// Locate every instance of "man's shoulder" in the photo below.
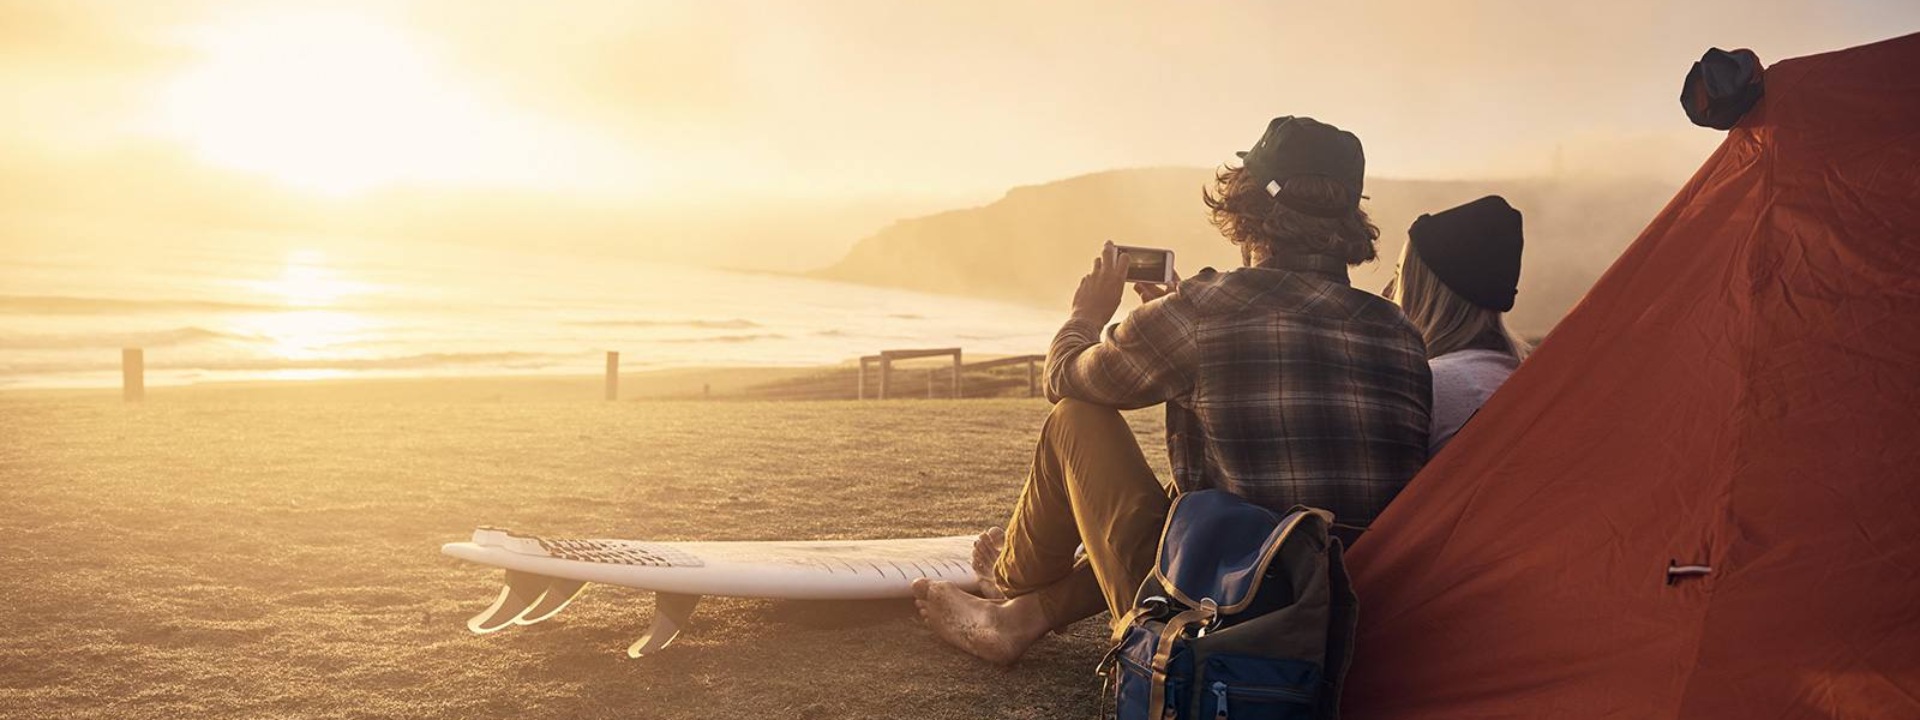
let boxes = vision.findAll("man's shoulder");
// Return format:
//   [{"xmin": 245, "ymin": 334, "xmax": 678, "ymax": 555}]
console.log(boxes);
[
  {"xmin": 1176, "ymin": 266, "xmax": 1416, "ymax": 330},
  {"xmin": 1172, "ymin": 265, "xmax": 1284, "ymax": 309}
]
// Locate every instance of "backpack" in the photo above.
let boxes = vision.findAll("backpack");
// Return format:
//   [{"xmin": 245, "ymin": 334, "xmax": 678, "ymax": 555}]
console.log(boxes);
[{"xmin": 1099, "ymin": 490, "xmax": 1358, "ymax": 719}]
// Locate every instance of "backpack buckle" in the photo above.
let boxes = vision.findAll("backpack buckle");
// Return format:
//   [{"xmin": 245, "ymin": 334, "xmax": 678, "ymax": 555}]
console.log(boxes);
[{"xmin": 1193, "ymin": 597, "xmax": 1222, "ymax": 636}]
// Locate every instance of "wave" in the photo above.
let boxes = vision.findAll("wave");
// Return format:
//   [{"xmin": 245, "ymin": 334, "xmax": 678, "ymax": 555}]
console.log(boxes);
[
  {"xmin": 0, "ymin": 326, "xmax": 247, "ymax": 350},
  {"xmin": 568, "ymin": 318, "xmax": 761, "ymax": 330},
  {"xmin": 0, "ymin": 295, "xmax": 281, "ymax": 315},
  {"xmin": 657, "ymin": 333, "xmax": 787, "ymax": 344}
]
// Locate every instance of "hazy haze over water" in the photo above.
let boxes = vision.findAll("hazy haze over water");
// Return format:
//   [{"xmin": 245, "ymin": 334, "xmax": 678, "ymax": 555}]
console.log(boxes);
[{"xmin": 0, "ymin": 235, "xmax": 1064, "ymax": 389}]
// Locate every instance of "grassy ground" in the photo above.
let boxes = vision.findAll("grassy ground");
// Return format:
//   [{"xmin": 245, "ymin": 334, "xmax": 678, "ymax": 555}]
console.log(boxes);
[{"xmin": 0, "ymin": 389, "xmax": 1171, "ymax": 719}]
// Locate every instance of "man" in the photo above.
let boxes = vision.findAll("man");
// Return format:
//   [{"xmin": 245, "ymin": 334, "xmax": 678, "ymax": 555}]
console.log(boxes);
[{"xmin": 913, "ymin": 117, "xmax": 1432, "ymax": 664}]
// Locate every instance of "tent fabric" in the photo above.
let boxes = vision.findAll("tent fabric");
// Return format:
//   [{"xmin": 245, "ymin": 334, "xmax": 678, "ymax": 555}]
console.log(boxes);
[{"xmin": 1342, "ymin": 32, "xmax": 1920, "ymax": 720}]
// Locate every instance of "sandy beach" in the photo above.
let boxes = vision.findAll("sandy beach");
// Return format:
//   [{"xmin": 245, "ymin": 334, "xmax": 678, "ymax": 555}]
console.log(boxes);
[{"xmin": 0, "ymin": 375, "xmax": 1171, "ymax": 719}]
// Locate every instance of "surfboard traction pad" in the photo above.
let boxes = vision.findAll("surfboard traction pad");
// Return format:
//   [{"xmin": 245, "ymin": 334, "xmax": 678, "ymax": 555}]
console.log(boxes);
[
  {"xmin": 473, "ymin": 526, "xmax": 706, "ymax": 567},
  {"xmin": 458, "ymin": 527, "xmax": 973, "ymax": 658}
]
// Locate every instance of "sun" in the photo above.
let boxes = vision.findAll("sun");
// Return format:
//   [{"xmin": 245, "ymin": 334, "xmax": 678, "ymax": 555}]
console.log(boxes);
[{"xmin": 155, "ymin": 11, "xmax": 628, "ymax": 196}]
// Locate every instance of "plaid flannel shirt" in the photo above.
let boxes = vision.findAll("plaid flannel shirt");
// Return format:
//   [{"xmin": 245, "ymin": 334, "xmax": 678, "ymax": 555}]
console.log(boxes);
[{"xmin": 1046, "ymin": 253, "xmax": 1432, "ymax": 532}]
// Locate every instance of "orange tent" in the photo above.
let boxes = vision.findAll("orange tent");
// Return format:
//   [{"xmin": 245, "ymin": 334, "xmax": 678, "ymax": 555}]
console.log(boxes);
[{"xmin": 1343, "ymin": 33, "xmax": 1920, "ymax": 719}]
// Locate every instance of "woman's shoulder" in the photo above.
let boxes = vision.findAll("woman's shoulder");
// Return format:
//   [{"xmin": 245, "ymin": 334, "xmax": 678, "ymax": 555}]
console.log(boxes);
[
  {"xmin": 1430, "ymin": 349, "xmax": 1520, "ymax": 382},
  {"xmin": 1432, "ymin": 348, "xmax": 1520, "ymax": 366}
]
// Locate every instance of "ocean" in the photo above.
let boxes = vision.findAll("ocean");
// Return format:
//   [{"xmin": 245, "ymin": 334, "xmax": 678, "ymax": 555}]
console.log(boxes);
[{"xmin": 0, "ymin": 233, "xmax": 1066, "ymax": 389}]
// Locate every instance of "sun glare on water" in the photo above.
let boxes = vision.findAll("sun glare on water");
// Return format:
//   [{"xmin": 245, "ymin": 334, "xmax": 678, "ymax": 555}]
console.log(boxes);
[
  {"xmin": 249, "ymin": 249, "xmax": 365, "ymax": 307},
  {"xmin": 236, "ymin": 250, "xmax": 371, "ymax": 361}
]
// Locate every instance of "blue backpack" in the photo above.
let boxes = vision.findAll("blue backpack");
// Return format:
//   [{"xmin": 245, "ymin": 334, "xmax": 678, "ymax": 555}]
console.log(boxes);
[{"xmin": 1100, "ymin": 490, "xmax": 1358, "ymax": 719}]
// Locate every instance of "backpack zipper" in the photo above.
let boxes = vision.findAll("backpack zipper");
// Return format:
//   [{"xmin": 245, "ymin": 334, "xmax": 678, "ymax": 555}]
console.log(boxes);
[{"xmin": 1210, "ymin": 679, "xmax": 1315, "ymax": 717}]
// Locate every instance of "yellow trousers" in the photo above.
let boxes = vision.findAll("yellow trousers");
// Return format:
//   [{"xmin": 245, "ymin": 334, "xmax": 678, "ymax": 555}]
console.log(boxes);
[{"xmin": 993, "ymin": 399, "xmax": 1176, "ymax": 633}]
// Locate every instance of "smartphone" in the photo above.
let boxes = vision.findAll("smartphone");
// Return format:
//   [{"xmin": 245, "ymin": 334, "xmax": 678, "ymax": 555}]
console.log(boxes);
[
  {"xmin": 1113, "ymin": 245, "xmax": 1167, "ymax": 284},
  {"xmin": 1114, "ymin": 245, "xmax": 1176, "ymax": 284}
]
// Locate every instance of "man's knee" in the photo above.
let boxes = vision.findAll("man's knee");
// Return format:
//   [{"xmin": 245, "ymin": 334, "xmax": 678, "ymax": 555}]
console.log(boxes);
[
  {"xmin": 1042, "ymin": 398, "xmax": 1142, "ymax": 482},
  {"xmin": 1048, "ymin": 397, "xmax": 1125, "ymax": 429}
]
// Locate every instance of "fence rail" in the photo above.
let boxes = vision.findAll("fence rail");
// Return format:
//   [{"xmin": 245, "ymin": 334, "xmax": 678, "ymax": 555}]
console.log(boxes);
[{"xmin": 749, "ymin": 350, "xmax": 1044, "ymax": 402}]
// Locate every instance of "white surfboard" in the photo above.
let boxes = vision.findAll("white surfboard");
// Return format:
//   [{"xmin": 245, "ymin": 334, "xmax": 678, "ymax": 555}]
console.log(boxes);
[{"xmin": 442, "ymin": 527, "xmax": 978, "ymax": 657}]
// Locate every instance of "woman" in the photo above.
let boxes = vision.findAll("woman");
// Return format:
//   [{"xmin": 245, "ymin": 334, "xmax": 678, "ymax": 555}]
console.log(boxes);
[{"xmin": 1389, "ymin": 195, "xmax": 1531, "ymax": 454}]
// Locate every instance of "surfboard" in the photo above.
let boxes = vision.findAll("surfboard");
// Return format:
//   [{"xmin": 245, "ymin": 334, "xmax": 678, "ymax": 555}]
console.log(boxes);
[{"xmin": 442, "ymin": 527, "xmax": 979, "ymax": 657}]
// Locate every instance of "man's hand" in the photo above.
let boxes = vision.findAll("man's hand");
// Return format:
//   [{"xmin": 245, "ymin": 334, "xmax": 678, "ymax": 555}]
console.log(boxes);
[
  {"xmin": 1133, "ymin": 269, "xmax": 1182, "ymax": 303},
  {"xmin": 1069, "ymin": 241, "xmax": 1129, "ymax": 325}
]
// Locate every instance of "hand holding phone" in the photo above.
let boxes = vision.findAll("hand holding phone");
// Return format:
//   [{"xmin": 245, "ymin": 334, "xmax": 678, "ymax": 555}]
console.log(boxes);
[
  {"xmin": 1072, "ymin": 243, "xmax": 1180, "ymax": 324},
  {"xmin": 1113, "ymin": 244, "xmax": 1179, "ymax": 302},
  {"xmin": 1113, "ymin": 245, "xmax": 1177, "ymax": 284}
]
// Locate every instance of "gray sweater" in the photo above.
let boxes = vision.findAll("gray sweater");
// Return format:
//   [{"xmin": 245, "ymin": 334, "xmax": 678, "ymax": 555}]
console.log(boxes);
[{"xmin": 1428, "ymin": 349, "xmax": 1520, "ymax": 455}]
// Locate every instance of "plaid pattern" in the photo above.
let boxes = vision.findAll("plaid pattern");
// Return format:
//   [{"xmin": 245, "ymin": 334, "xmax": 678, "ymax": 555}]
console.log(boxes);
[{"xmin": 1046, "ymin": 253, "xmax": 1432, "ymax": 531}]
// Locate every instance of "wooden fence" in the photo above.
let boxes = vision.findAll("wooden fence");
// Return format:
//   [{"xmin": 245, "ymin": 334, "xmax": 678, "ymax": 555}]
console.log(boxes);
[
  {"xmin": 114, "ymin": 346, "xmax": 1043, "ymax": 403},
  {"xmin": 858, "ymin": 348, "xmax": 961, "ymax": 399},
  {"xmin": 744, "ymin": 349, "xmax": 1044, "ymax": 401}
]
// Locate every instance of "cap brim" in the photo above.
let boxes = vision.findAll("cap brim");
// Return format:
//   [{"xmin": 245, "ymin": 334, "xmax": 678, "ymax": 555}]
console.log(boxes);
[{"xmin": 1235, "ymin": 151, "xmax": 1249, "ymax": 158}]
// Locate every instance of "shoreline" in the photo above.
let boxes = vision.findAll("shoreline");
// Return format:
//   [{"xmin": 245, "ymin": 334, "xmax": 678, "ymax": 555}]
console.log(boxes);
[{"xmin": 0, "ymin": 365, "xmax": 836, "ymax": 403}]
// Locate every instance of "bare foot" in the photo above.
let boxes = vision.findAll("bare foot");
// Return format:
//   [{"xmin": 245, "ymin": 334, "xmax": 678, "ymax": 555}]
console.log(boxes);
[
  {"xmin": 971, "ymin": 527, "xmax": 1007, "ymax": 600},
  {"xmin": 912, "ymin": 577, "xmax": 1049, "ymax": 666}
]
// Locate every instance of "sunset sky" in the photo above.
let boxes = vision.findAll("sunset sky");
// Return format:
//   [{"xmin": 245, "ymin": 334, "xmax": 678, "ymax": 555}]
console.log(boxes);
[{"xmin": 4, "ymin": 0, "xmax": 1917, "ymax": 266}]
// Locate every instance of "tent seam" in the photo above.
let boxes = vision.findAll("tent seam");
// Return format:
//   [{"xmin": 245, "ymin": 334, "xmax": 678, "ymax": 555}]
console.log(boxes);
[{"xmin": 1667, "ymin": 107, "xmax": 1778, "ymax": 720}]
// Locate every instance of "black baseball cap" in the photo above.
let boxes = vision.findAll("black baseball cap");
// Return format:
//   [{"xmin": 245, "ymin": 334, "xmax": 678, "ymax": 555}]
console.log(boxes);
[{"xmin": 1235, "ymin": 116, "xmax": 1366, "ymax": 216}]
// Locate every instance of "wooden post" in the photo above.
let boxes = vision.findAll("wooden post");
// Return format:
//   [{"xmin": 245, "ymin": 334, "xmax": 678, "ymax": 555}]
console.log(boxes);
[
  {"xmin": 604, "ymin": 351, "xmax": 619, "ymax": 401},
  {"xmin": 952, "ymin": 350, "xmax": 963, "ymax": 399},
  {"xmin": 1027, "ymin": 356, "xmax": 1039, "ymax": 398},
  {"xmin": 122, "ymin": 348, "xmax": 144, "ymax": 403},
  {"xmin": 926, "ymin": 369, "xmax": 934, "ymax": 398},
  {"xmin": 857, "ymin": 358, "xmax": 867, "ymax": 400},
  {"xmin": 878, "ymin": 356, "xmax": 891, "ymax": 400}
]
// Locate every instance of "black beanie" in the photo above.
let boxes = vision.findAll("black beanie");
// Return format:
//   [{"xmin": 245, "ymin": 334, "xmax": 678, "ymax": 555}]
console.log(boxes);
[{"xmin": 1407, "ymin": 196, "xmax": 1523, "ymax": 311}]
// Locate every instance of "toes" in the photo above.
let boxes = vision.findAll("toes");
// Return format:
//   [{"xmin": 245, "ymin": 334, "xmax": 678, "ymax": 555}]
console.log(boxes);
[
  {"xmin": 921, "ymin": 579, "xmax": 957, "ymax": 601},
  {"xmin": 910, "ymin": 577, "xmax": 932, "ymax": 599},
  {"xmin": 974, "ymin": 528, "xmax": 1004, "ymax": 553}
]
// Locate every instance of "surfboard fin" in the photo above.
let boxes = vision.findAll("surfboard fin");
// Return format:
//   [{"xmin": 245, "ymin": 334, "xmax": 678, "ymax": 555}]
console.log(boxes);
[
  {"xmin": 627, "ymin": 592, "xmax": 701, "ymax": 658},
  {"xmin": 469, "ymin": 570, "xmax": 551, "ymax": 634},
  {"xmin": 514, "ymin": 578, "xmax": 588, "ymax": 626},
  {"xmin": 467, "ymin": 571, "xmax": 590, "ymax": 633}
]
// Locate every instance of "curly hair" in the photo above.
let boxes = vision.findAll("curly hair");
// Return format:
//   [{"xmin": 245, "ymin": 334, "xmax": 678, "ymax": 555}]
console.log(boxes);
[{"xmin": 1202, "ymin": 166, "xmax": 1380, "ymax": 265}]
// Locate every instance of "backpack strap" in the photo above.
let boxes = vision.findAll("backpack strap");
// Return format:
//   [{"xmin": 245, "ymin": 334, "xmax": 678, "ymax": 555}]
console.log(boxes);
[
  {"xmin": 1146, "ymin": 599, "xmax": 1217, "ymax": 718},
  {"xmin": 1109, "ymin": 604, "xmax": 1153, "ymax": 645},
  {"xmin": 1317, "ymin": 538, "xmax": 1360, "ymax": 720}
]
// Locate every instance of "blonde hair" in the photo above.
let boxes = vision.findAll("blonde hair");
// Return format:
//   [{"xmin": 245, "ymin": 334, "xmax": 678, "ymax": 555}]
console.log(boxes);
[{"xmin": 1391, "ymin": 241, "xmax": 1530, "ymax": 361}]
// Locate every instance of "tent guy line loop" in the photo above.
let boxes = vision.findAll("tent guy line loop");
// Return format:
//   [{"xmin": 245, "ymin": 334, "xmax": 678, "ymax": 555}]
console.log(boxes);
[{"xmin": 1665, "ymin": 562, "xmax": 1712, "ymax": 585}]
